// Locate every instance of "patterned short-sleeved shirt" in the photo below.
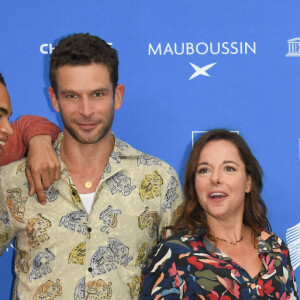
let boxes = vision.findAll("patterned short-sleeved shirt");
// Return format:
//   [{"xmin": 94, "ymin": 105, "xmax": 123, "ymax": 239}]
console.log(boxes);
[
  {"xmin": 0, "ymin": 133, "xmax": 184, "ymax": 300},
  {"xmin": 141, "ymin": 229, "xmax": 298, "ymax": 299}
]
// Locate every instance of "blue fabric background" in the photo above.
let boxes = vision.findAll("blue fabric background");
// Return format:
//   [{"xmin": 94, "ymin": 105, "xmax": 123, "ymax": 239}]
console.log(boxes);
[{"xmin": 1, "ymin": 1, "xmax": 299, "ymax": 298}]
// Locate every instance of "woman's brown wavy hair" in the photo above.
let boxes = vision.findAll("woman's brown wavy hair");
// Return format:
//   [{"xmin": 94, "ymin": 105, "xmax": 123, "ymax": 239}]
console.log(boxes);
[{"xmin": 174, "ymin": 129, "xmax": 271, "ymax": 241}]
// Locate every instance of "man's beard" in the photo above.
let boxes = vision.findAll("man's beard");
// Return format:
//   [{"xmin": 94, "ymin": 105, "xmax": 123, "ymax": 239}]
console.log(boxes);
[{"xmin": 60, "ymin": 105, "xmax": 115, "ymax": 145}]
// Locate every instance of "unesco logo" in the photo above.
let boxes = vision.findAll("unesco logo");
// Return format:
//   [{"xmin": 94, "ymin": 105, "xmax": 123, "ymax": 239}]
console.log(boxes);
[{"xmin": 286, "ymin": 38, "xmax": 300, "ymax": 57}]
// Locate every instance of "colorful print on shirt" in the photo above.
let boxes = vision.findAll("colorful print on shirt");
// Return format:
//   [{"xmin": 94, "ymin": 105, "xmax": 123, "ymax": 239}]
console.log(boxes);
[
  {"xmin": 141, "ymin": 229, "xmax": 298, "ymax": 300},
  {"xmin": 0, "ymin": 133, "xmax": 184, "ymax": 299}
]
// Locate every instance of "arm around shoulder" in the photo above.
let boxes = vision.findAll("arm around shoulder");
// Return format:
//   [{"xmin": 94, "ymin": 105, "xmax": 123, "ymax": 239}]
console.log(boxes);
[
  {"xmin": 15, "ymin": 115, "xmax": 60, "ymax": 147},
  {"xmin": 11, "ymin": 115, "xmax": 61, "ymax": 204},
  {"xmin": 1, "ymin": 115, "xmax": 60, "ymax": 166}
]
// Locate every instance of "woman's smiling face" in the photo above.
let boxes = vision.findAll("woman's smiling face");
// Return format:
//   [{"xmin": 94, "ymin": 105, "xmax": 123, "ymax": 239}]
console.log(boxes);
[{"xmin": 195, "ymin": 139, "xmax": 251, "ymax": 222}]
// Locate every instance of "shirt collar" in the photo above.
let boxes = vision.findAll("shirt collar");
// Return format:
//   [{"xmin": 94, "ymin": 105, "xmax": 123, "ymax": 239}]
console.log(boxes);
[{"xmin": 53, "ymin": 132, "xmax": 138, "ymax": 184}]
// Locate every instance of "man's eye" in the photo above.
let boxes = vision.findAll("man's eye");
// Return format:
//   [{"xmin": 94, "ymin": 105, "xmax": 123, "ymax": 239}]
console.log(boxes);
[
  {"xmin": 94, "ymin": 92, "xmax": 103, "ymax": 97},
  {"xmin": 66, "ymin": 94, "xmax": 78, "ymax": 99},
  {"xmin": 225, "ymin": 166, "xmax": 235, "ymax": 172}
]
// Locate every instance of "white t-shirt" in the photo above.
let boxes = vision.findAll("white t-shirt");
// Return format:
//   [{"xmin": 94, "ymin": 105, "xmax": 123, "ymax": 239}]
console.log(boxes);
[{"xmin": 79, "ymin": 192, "xmax": 95, "ymax": 214}]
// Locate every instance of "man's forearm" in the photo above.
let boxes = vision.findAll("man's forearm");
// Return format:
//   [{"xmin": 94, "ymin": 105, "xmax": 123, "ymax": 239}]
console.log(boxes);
[{"xmin": 1, "ymin": 115, "xmax": 60, "ymax": 166}]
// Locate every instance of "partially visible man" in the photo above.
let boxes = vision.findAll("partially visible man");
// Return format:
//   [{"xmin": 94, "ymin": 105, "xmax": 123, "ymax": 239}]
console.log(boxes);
[
  {"xmin": 0, "ymin": 73, "xmax": 61, "ymax": 202},
  {"xmin": 0, "ymin": 34, "xmax": 184, "ymax": 299}
]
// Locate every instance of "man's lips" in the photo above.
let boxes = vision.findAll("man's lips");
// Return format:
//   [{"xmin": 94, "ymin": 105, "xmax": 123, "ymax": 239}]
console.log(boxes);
[{"xmin": 76, "ymin": 123, "xmax": 98, "ymax": 130}]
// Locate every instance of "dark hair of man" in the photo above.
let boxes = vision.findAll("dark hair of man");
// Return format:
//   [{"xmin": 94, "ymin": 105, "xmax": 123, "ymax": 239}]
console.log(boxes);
[
  {"xmin": 0, "ymin": 73, "xmax": 6, "ymax": 86},
  {"xmin": 174, "ymin": 129, "xmax": 271, "ymax": 245},
  {"xmin": 49, "ymin": 33, "xmax": 119, "ymax": 97}
]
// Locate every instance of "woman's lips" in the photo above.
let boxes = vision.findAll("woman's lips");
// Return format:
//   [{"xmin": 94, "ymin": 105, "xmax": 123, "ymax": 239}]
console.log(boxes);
[{"xmin": 209, "ymin": 192, "xmax": 227, "ymax": 201}]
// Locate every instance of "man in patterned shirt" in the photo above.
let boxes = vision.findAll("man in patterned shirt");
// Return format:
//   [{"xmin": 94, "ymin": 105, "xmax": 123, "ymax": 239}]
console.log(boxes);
[{"xmin": 0, "ymin": 33, "xmax": 184, "ymax": 299}]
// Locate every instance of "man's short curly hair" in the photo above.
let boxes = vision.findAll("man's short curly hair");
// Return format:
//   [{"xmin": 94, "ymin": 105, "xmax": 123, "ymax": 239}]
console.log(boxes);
[{"xmin": 49, "ymin": 33, "xmax": 119, "ymax": 96}]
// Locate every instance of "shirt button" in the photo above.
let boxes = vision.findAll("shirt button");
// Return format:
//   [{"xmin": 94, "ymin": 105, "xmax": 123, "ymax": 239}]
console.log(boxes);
[
  {"xmin": 87, "ymin": 227, "xmax": 92, "ymax": 232},
  {"xmin": 252, "ymin": 296, "xmax": 256, "ymax": 299},
  {"xmin": 88, "ymin": 267, "xmax": 92, "ymax": 272}
]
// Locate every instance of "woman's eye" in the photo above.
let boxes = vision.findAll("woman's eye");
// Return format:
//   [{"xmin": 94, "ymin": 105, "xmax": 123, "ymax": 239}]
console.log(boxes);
[
  {"xmin": 197, "ymin": 168, "xmax": 209, "ymax": 174},
  {"xmin": 225, "ymin": 166, "xmax": 235, "ymax": 172}
]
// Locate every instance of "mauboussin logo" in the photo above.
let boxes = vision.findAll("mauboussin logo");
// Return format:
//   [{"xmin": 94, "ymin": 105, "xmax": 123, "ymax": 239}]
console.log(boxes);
[
  {"xmin": 148, "ymin": 41, "xmax": 256, "ymax": 80},
  {"xmin": 148, "ymin": 41, "xmax": 256, "ymax": 56}
]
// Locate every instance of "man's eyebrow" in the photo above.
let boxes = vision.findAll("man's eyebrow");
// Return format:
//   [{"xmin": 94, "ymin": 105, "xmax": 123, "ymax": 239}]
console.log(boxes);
[
  {"xmin": 93, "ymin": 88, "xmax": 109, "ymax": 92},
  {"xmin": 0, "ymin": 107, "xmax": 9, "ymax": 115},
  {"xmin": 60, "ymin": 88, "xmax": 110, "ymax": 95},
  {"xmin": 60, "ymin": 90, "xmax": 77, "ymax": 95}
]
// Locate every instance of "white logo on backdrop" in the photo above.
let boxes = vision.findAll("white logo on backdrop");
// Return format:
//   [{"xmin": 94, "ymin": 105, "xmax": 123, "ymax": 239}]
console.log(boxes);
[
  {"xmin": 191, "ymin": 131, "xmax": 239, "ymax": 145},
  {"xmin": 286, "ymin": 222, "xmax": 300, "ymax": 270},
  {"xmin": 148, "ymin": 42, "xmax": 256, "ymax": 56},
  {"xmin": 189, "ymin": 62, "xmax": 216, "ymax": 80},
  {"xmin": 40, "ymin": 44, "xmax": 56, "ymax": 54},
  {"xmin": 286, "ymin": 38, "xmax": 300, "ymax": 57},
  {"xmin": 40, "ymin": 42, "xmax": 113, "ymax": 55}
]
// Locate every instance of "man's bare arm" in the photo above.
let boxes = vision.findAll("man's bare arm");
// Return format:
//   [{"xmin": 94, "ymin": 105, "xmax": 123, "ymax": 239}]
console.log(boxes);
[{"xmin": 26, "ymin": 135, "xmax": 60, "ymax": 205}]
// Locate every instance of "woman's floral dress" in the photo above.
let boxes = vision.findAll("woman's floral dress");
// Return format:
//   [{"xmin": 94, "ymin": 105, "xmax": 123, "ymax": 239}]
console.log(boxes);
[{"xmin": 141, "ymin": 229, "xmax": 298, "ymax": 299}]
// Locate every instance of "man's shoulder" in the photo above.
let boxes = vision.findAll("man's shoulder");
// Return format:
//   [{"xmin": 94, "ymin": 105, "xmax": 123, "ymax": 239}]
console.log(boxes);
[
  {"xmin": 115, "ymin": 136, "xmax": 175, "ymax": 171},
  {"xmin": 0, "ymin": 158, "xmax": 27, "ymax": 178}
]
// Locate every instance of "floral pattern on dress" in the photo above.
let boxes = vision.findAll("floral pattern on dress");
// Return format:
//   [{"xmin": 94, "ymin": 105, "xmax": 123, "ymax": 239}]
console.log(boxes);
[{"xmin": 141, "ymin": 229, "xmax": 298, "ymax": 299}]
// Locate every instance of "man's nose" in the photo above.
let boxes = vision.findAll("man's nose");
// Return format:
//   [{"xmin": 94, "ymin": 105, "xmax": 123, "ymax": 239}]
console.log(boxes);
[
  {"xmin": 1, "ymin": 118, "xmax": 14, "ymax": 136},
  {"xmin": 79, "ymin": 97, "xmax": 94, "ymax": 117}
]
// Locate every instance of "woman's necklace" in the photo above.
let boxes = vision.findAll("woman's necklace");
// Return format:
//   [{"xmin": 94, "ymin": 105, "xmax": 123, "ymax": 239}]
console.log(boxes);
[
  {"xmin": 215, "ymin": 235, "xmax": 243, "ymax": 246},
  {"xmin": 60, "ymin": 141, "xmax": 93, "ymax": 189}
]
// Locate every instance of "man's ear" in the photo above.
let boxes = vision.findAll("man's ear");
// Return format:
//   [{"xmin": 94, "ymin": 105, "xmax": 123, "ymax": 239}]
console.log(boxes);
[
  {"xmin": 114, "ymin": 84, "xmax": 125, "ymax": 111},
  {"xmin": 48, "ymin": 87, "xmax": 60, "ymax": 112}
]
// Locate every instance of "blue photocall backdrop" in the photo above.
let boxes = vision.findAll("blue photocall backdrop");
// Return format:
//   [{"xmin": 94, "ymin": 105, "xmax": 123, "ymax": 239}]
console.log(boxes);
[{"xmin": 0, "ymin": 0, "xmax": 299, "ymax": 298}]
